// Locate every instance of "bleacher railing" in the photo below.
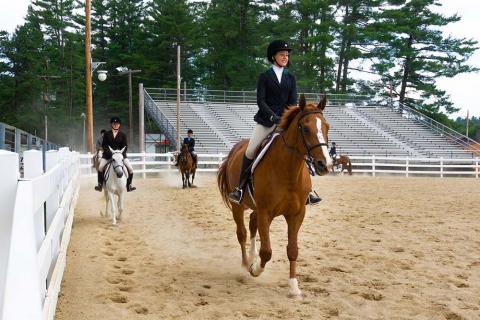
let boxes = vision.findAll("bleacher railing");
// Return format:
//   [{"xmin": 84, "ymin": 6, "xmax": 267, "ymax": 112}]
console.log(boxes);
[
  {"xmin": 0, "ymin": 122, "xmax": 59, "ymax": 154},
  {"xmin": 144, "ymin": 87, "xmax": 370, "ymax": 105},
  {"xmin": 144, "ymin": 90, "xmax": 177, "ymax": 147},
  {"xmin": 390, "ymin": 101, "xmax": 480, "ymax": 157}
]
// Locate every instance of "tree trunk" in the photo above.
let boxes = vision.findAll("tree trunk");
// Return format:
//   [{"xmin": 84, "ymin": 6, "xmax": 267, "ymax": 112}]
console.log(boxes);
[
  {"xmin": 341, "ymin": 39, "xmax": 352, "ymax": 93},
  {"xmin": 399, "ymin": 35, "xmax": 413, "ymax": 104},
  {"xmin": 336, "ymin": 4, "xmax": 349, "ymax": 92}
]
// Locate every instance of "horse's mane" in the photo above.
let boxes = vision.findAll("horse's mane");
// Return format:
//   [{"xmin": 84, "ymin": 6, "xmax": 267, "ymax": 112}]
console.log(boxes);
[{"xmin": 277, "ymin": 103, "xmax": 318, "ymax": 130}]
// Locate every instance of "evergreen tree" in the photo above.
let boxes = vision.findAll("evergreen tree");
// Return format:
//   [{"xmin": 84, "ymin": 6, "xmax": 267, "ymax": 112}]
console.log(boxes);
[{"xmin": 370, "ymin": 0, "xmax": 478, "ymax": 115}]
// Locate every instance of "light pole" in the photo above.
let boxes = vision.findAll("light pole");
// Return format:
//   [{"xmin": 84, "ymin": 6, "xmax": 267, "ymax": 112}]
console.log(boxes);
[{"xmin": 117, "ymin": 67, "xmax": 141, "ymax": 148}]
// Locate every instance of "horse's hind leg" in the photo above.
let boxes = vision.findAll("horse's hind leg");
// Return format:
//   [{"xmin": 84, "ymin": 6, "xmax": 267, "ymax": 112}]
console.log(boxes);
[
  {"xmin": 232, "ymin": 204, "xmax": 249, "ymax": 270},
  {"xmin": 182, "ymin": 172, "xmax": 186, "ymax": 189},
  {"xmin": 284, "ymin": 209, "xmax": 306, "ymax": 297},
  {"xmin": 248, "ymin": 211, "xmax": 258, "ymax": 265}
]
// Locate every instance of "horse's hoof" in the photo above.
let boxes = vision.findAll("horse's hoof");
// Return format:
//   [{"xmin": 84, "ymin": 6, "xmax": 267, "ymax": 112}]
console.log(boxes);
[{"xmin": 248, "ymin": 262, "xmax": 264, "ymax": 277}]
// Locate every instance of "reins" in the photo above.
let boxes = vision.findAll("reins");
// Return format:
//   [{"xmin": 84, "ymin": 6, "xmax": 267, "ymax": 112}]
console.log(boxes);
[{"xmin": 279, "ymin": 109, "xmax": 329, "ymax": 160}]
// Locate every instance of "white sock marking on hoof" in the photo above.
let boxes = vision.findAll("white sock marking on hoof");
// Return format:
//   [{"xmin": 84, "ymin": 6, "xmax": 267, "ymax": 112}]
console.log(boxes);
[
  {"xmin": 288, "ymin": 278, "xmax": 302, "ymax": 297},
  {"xmin": 249, "ymin": 259, "xmax": 264, "ymax": 277}
]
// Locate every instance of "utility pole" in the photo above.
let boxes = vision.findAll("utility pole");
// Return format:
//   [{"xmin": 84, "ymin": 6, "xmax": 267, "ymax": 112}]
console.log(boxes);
[
  {"xmin": 466, "ymin": 110, "xmax": 470, "ymax": 138},
  {"xmin": 118, "ymin": 68, "xmax": 141, "ymax": 149},
  {"xmin": 85, "ymin": 0, "xmax": 93, "ymax": 153}
]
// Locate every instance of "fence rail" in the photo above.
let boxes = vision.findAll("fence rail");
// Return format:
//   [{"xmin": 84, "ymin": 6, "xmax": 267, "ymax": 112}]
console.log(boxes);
[
  {"xmin": 79, "ymin": 153, "xmax": 479, "ymax": 178},
  {"xmin": 0, "ymin": 148, "xmax": 80, "ymax": 320}
]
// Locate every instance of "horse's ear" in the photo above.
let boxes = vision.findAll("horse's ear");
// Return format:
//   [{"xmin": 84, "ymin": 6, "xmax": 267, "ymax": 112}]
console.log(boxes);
[
  {"xmin": 299, "ymin": 94, "xmax": 306, "ymax": 111},
  {"xmin": 317, "ymin": 95, "xmax": 327, "ymax": 111},
  {"xmin": 108, "ymin": 146, "xmax": 114, "ymax": 153},
  {"xmin": 120, "ymin": 146, "xmax": 126, "ymax": 154}
]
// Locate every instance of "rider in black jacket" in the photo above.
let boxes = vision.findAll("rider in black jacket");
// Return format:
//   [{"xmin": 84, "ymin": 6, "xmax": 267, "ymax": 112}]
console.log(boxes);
[
  {"xmin": 95, "ymin": 116, "xmax": 136, "ymax": 192},
  {"xmin": 228, "ymin": 40, "xmax": 321, "ymax": 205}
]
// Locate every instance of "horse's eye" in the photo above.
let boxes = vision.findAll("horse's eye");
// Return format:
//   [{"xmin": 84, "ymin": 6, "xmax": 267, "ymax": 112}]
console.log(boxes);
[{"xmin": 302, "ymin": 127, "xmax": 309, "ymax": 134}]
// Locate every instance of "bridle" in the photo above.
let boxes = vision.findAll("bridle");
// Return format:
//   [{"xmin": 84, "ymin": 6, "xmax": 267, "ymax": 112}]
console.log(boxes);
[{"xmin": 281, "ymin": 110, "xmax": 329, "ymax": 160}]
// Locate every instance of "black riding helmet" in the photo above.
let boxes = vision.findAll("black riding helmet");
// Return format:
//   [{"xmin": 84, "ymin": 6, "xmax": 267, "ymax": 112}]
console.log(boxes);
[
  {"xmin": 110, "ymin": 116, "xmax": 121, "ymax": 124},
  {"xmin": 187, "ymin": 129, "xmax": 193, "ymax": 134},
  {"xmin": 267, "ymin": 40, "xmax": 292, "ymax": 63}
]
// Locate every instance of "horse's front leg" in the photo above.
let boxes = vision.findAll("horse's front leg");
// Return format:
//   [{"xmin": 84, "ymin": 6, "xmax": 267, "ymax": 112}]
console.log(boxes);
[
  {"xmin": 248, "ymin": 211, "xmax": 258, "ymax": 265},
  {"xmin": 232, "ymin": 204, "xmax": 248, "ymax": 269},
  {"xmin": 108, "ymin": 192, "xmax": 117, "ymax": 225},
  {"xmin": 182, "ymin": 172, "xmax": 186, "ymax": 189},
  {"xmin": 102, "ymin": 188, "xmax": 108, "ymax": 217},
  {"xmin": 249, "ymin": 211, "xmax": 271, "ymax": 277},
  {"xmin": 117, "ymin": 188, "xmax": 125, "ymax": 221},
  {"xmin": 284, "ymin": 208, "xmax": 306, "ymax": 297},
  {"xmin": 187, "ymin": 171, "xmax": 191, "ymax": 187}
]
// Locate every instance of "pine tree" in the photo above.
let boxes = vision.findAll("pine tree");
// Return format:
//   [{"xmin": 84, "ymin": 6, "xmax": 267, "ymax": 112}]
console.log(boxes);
[{"xmin": 370, "ymin": 0, "xmax": 478, "ymax": 115}]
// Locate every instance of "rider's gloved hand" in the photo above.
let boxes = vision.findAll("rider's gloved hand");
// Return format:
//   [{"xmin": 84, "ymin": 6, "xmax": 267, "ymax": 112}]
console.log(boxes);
[{"xmin": 270, "ymin": 114, "xmax": 281, "ymax": 124}]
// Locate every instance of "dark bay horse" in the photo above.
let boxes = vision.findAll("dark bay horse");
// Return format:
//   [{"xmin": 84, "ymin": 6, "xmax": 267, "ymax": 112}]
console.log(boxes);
[
  {"xmin": 333, "ymin": 154, "xmax": 352, "ymax": 175},
  {"xmin": 178, "ymin": 143, "xmax": 196, "ymax": 188},
  {"xmin": 217, "ymin": 94, "xmax": 332, "ymax": 297}
]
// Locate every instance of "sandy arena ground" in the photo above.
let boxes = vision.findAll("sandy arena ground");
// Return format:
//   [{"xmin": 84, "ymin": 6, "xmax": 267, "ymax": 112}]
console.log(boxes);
[{"xmin": 56, "ymin": 173, "xmax": 480, "ymax": 320}]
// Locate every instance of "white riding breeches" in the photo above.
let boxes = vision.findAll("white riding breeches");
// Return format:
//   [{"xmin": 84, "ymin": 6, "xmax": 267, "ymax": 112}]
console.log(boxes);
[
  {"xmin": 98, "ymin": 158, "xmax": 133, "ymax": 174},
  {"xmin": 245, "ymin": 123, "xmax": 276, "ymax": 160}
]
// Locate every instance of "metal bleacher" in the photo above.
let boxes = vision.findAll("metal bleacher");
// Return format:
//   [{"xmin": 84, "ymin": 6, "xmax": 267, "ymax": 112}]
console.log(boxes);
[{"xmin": 144, "ymin": 88, "xmax": 478, "ymax": 158}]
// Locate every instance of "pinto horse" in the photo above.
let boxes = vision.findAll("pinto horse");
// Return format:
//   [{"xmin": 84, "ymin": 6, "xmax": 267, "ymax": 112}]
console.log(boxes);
[
  {"xmin": 333, "ymin": 154, "xmax": 352, "ymax": 175},
  {"xmin": 217, "ymin": 94, "xmax": 332, "ymax": 297},
  {"xmin": 178, "ymin": 143, "xmax": 196, "ymax": 188}
]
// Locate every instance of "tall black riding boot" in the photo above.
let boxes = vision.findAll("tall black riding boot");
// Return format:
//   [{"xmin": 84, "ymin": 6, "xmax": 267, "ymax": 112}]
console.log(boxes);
[
  {"xmin": 94, "ymin": 171, "xmax": 103, "ymax": 192},
  {"xmin": 228, "ymin": 155, "xmax": 254, "ymax": 204},
  {"xmin": 306, "ymin": 190, "xmax": 322, "ymax": 205},
  {"xmin": 127, "ymin": 172, "xmax": 136, "ymax": 192}
]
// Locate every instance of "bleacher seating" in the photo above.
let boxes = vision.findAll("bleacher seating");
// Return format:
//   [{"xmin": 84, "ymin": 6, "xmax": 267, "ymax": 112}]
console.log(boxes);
[{"xmin": 149, "ymin": 98, "xmax": 475, "ymax": 158}]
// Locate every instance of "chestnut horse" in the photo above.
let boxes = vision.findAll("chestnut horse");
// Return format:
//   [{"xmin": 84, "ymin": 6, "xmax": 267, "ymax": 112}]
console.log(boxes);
[
  {"xmin": 217, "ymin": 95, "xmax": 332, "ymax": 297},
  {"xmin": 333, "ymin": 154, "xmax": 352, "ymax": 175},
  {"xmin": 178, "ymin": 143, "xmax": 196, "ymax": 188}
]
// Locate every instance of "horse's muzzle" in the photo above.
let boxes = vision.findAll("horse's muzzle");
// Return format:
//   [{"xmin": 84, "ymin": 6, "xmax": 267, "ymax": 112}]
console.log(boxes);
[
  {"xmin": 314, "ymin": 160, "xmax": 330, "ymax": 176},
  {"xmin": 115, "ymin": 168, "xmax": 124, "ymax": 178}
]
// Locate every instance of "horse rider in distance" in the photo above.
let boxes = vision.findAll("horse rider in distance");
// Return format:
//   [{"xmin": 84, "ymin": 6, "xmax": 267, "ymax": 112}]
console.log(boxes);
[
  {"xmin": 227, "ymin": 39, "xmax": 321, "ymax": 205},
  {"xmin": 95, "ymin": 116, "xmax": 136, "ymax": 192},
  {"xmin": 175, "ymin": 129, "xmax": 198, "ymax": 167}
]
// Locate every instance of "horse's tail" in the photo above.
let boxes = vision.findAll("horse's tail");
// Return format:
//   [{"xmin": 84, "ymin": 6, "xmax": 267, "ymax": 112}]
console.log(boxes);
[
  {"xmin": 217, "ymin": 141, "xmax": 246, "ymax": 209},
  {"xmin": 347, "ymin": 157, "xmax": 352, "ymax": 175},
  {"xmin": 217, "ymin": 155, "xmax": 232, "ymax": 210}
]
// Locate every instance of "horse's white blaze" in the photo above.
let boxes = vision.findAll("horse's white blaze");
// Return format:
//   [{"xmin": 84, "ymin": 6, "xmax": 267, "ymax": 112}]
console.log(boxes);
[
  {"xmin": 316, "ymin": 118, "xmax": 333, "ymax": 169},
  {"xmin": 288, "ymin": 278, "xmax": 302, "ymax": 297}
]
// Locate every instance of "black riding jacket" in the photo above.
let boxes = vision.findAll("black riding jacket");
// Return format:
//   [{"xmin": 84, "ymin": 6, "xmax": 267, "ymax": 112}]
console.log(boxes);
[
  {"xmin": 183, "ymin": 136, "xmax": 195, "ymax": 153},
  {"xmin": 102, "ymin": 130, "xmax": 128, "ymax": 159},
  {"xmin": 254, "ymin": 67, "xmax": 297, "ymax": 127}
]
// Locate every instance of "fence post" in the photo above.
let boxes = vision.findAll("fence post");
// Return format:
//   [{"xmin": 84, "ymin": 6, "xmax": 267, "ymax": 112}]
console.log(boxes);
[
  {"xmin": 372, "ymin": 154, "xmax": 376, "ymax": 177},
  {"xmin": 27, "ymin": 134, "xmax": 32, "ymax": 150},
  {"xmin": 476, "ymin": 158, "xmax": 479, "ymax": 179},
  {"xmin": 440, "ymin": 157, "xmax": 444, "ymax": 178},
  {"xmin": 14, "ymin": 129, "xmax": 21, "ymax": 154},
  {"xmin": 406, "ymin": 157, "xmax": 409, "ymax": 177},
  {"xmin": 45, "ymin": 150, "xmax": 59, "ymax": 172},
  {"xmin": 0, "ymin": 150, "xmax": 19, "ymax": 318},
  {"xmin": 0, "ymin": 123, "xmax": 5, "ymax": 150},
  {"xmin": 23, "ymin": 150, "xmax": 44, "ymax": 178}
]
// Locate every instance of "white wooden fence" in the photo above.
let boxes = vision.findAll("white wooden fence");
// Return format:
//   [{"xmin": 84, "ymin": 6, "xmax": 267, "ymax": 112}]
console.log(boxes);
[
  {"xmin": 80, "ymin": 153, "xmax": 479, "ymax": 178},
  {"xmin": 0, "ymin": 148, "xmax": 80, "ymax": 320}
]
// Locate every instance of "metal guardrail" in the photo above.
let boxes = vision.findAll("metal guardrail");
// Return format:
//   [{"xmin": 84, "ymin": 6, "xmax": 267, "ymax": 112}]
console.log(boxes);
[
  {"xmin": 389, "ymin": 101, "xmax": 480, "ymax": 157},
  {"xmin": 144, "ymin": 87, "xmax": 371, "ymax": 106},
  {"xmin": 143, "ymin": 90, "xmax": 177, "ymax": 149},
  {"xmin": 0, "ymin": 122, "xmax": 59, "ymax": 154}
]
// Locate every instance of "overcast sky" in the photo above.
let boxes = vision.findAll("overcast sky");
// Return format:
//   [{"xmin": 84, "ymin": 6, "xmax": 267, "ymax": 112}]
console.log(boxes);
[{"xmin": 1, "ymin": 0, "xmax": 479, "ymax": 119}]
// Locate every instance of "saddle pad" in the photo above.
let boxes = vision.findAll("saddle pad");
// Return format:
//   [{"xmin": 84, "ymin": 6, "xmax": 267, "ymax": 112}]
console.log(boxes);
[{"xmin": 251, "ymin": 132, "xmax": 279, "ymax": 173}]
